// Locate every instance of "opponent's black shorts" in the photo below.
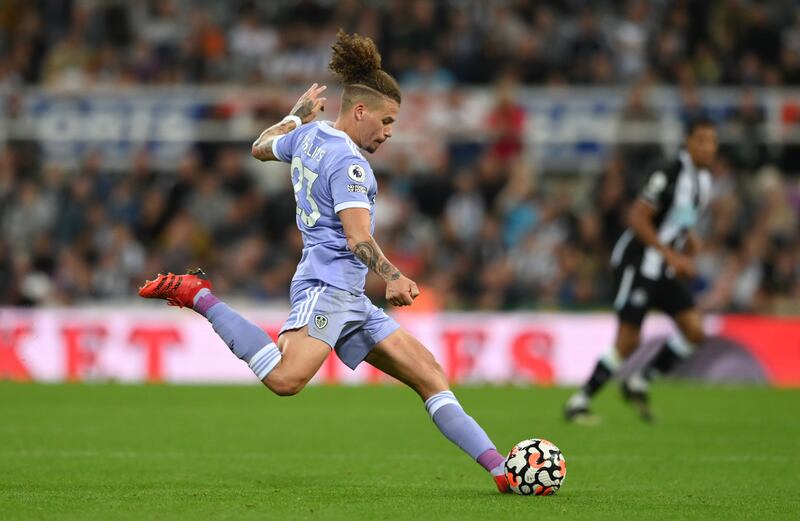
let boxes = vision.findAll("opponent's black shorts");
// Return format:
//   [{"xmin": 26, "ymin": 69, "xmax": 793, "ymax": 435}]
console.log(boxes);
[{"xmin": 612, "ymin": 263, "xmax": 694, "ymax": 327}]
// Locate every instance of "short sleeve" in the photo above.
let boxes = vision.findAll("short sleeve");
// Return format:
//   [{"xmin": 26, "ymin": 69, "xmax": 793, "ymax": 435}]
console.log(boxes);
[
  {"xmin": 640, "ymin": 169, "xmax": 669, "ymax": 209},
  {"xmin": 329, "ymin": 158, "xmax": 373, "ymax": 214},
  {"xmin": 271, "ymin": 126, "xmax": 302, "ymax": 162}
]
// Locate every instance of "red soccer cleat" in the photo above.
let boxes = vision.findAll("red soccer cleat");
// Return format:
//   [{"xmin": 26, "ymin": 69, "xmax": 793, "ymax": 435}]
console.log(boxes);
[
  {"xmin": 494, "ymin": 473, "xmax": 511, "ymax": 494},
  {"xmin": 138, "ymin": 268, "xmax": 212, "ymax": 308}
]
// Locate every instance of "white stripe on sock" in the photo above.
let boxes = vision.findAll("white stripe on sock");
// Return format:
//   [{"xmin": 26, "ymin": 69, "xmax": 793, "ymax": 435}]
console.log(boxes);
[
  {"xmin": 566, "ymin": 391, "xmax": 589, "ymax": 410},
  {"xmin": 248, "ymin": 343, "xmax": 281, "ymax": 380},
  {"xmin": 600, "ymin": 347, "xmax": 622, "ymax": 371},
  {"xmin": 626, "ymin": 372, "xmax": 649, "ymax": 392},
  {"xmin": 426, "ymin": 398, "xmax": 458, "ymax": 417},
  {"xmin": 248, "ymin": 345, "xmax": 270, "ymax": 370},
  {"xmin": 253, "ymin": 350, "xmax": 281, "ymax": 380},
  {"xmin": 425, "ymin": 391, "xmax": 459, "ymax": 417},
  {"xmin": 249, "ymin": 345, "xmax": 275, "ymax": 374},
  {"xmin": 667, "ymin": 334, "xmax": 694, "ymax": 357}
]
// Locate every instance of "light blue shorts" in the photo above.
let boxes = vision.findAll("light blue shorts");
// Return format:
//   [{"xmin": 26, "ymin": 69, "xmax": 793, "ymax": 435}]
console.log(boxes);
[{"xmin": 279, "ymin": 279, "xmax": 400, "ymax": 369}]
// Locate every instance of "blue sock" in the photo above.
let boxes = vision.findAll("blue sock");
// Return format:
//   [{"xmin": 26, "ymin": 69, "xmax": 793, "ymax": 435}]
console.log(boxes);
[
  {"xmin": 193, "ymin": 289, "xmax": 281, "ymax": 380},
  {"xmin": 425, "ymin": 391, "xmax": 505, "ymax": 475}
]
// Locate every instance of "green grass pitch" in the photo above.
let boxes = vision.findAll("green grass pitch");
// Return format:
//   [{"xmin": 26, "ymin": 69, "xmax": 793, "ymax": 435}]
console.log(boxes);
[{"xmin": 1, "ymin": 382, "xmax": 798, "ymax": 520}]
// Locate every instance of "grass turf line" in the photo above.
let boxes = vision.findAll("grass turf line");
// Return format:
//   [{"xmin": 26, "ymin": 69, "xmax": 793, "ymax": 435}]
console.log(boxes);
[{"xmin": 0, "ymin": 383, "xmax": 798, "ymax": 520}]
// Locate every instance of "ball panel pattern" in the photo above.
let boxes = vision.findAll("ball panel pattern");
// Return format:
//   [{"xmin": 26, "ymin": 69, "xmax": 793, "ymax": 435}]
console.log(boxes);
[{"xmin": 504, "ymin": 438, "xmax": 566, "ymax": 496}]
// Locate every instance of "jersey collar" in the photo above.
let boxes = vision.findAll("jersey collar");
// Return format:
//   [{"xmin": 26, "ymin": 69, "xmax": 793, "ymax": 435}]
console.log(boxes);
[
  {"xmin": 678, "ymin": 149, "xmax": 695, "ymax": 171},
  {"xmin": 316, "ymin": 121, "xmax": 365, "ymax": 160},
  {"xmin": 317, "ymin": 121, "xmax": 350, "ymax": 139},
  {"xmin": 679, "ymin": 149, "xmax": 709, "ymax": 176}
]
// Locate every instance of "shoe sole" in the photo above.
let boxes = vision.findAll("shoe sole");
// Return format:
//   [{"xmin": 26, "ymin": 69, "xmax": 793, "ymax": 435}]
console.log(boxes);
[
  {"xmin": 622, "ymin": 395, "xmax": 655, "ymax": 423},
  {"xmin": 565, "ymin": 411, "xmax": 601, "ymax": 426}
]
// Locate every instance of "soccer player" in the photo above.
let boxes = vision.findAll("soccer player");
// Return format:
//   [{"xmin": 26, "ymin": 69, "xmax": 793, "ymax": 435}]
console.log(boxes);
[
  {"xmin": 140, "ymin": 31, "xmax": 511, "ymax": 492},
  {"xmin": 564, "ymin": 117, "xmax": 718, "ymax": 423}
]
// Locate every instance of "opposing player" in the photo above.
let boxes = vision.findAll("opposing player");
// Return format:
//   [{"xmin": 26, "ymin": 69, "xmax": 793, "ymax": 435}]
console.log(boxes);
[
  {"xmin": 140, "ymin": 31, "xmax": 511, "ymax": 492},
  {"xmin": 564, "ymin": 117, "xmax": 718, "ymax": 423}
]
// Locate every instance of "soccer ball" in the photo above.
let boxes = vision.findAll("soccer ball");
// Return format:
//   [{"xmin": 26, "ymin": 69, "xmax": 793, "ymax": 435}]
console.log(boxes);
[{"xmin": 504, "ymin": 438, "xmax": 566, "ymax": 496}]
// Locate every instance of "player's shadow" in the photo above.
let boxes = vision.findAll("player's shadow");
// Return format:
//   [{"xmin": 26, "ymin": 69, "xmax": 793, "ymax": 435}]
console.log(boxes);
[
  {"xmin": 260, "ymin": 475, "xmax": 509, "ymax": 498},
  {"xmin": 618, "ymin": 335, "xmax": 768, "ymax": 383}
]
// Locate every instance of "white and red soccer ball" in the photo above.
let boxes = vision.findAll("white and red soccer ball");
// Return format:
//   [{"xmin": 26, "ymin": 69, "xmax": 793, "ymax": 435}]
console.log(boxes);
[{"xmin": 504, "ymin": 438, "xmax": 567, "ymax": 496}]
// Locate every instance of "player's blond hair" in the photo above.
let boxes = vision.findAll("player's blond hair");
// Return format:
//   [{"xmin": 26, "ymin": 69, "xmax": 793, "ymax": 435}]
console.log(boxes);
[{"xmin": 329, "ymin": 29, "xmax": 401, "ymax": 108}]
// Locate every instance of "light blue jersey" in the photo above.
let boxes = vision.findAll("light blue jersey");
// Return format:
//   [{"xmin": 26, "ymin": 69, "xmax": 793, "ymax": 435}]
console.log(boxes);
[{"xmin": 272, "ymin": 121, "xmax": 376, "ymax": 295}]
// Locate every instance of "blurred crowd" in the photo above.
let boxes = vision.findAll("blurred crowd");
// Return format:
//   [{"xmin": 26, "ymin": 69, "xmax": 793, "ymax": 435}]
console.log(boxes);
[
  {"xmin": 1, "ymin": 109, "xmax": 798, "ymax": 313},
  {"xmin": 0, "ymin": 0, "xmax": 799, "ymax": 314},
  {"xmin": 2, "ymin": 0, "xmax": 800, "ymax": 89}
]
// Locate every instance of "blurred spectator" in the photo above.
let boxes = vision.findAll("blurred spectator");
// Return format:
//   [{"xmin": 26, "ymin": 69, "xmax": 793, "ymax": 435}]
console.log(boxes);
[
  {"xmin": 400, "ymin": 52, "xmax": 455, "ymax": 92},
  {"xmin": 754, "ymin": 165, "xmax": 797, "ymax": 240},
  {"xmin": 228, "ymin": 2, "xmax": 278, "ymax": 80},
  {"xmin": 3, "ymin": 180, "xmax": 54, "ymax": 255},
  {"xmin": 497, "ymin": 160, "xmax": 540, "ymax": 249},
  {"xmin": 512, "ymin": 33, "xmax": 550, "ymax": 85},
  {"xmin": 569, "ymin": 8, "xmax": 609, "ymax": 84},
  {"xmin": 185, "ymin": 173, "xmax": 233, "ymax": 234},
  {"xmin": 739, "ymin": 4, "xmax": 781, "ymax": 68},
  {"xmin": 1, "ymin": 0, "xmax": 800, "ymax": 88},
  {"xmin": 135, "ymin": 1, "xmax": 184, "ymax": 65},
  {"xmin": 612, "ymin": 0, "xmax": 650, "ymax": 81},
  {"xmin": 42, "ymin": 9, "xmax": 92, "ymax": 88},
  {"xmin": 181, "ymin": 8, "xmax": 227, "ymax": 82},
  {"xmin": 486, "ymin": 75, "xmax": 525, "ymax": 164},
  {"xmin": 692, "ymin": 43, "xmax": 723, "ymax": 85},
  {"xmin": 591, "ymin": 153, "xmax": 635, "ymax": 250},
  {"xmin": 444, "ymin": 171, "xmax": 485, "ymax": 248},
  {"xmin": 616, "ymin": 82, "xmax": 662, "ymax": 173}
]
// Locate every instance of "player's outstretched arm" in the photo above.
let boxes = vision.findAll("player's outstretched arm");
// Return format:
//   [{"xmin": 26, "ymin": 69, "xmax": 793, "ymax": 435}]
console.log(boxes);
[
  {"xmin": 251, "ymin": 83, "xmax": 327, "ymax": 161},
  {"xmin": 339, "ymin": 207, "xmax": 420, "ymax": 307}
]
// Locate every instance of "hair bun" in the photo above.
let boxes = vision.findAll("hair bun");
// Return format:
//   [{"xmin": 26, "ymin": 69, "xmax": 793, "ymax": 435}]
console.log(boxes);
[{"xmin": 329, "ymin": 29, "xmax": 382, "ymax": 84}]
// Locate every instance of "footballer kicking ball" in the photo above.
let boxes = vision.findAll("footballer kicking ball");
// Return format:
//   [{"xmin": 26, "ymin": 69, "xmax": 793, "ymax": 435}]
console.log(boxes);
[{"xmin": 504, "ymin": 438, "xmax": 566, "ymax": 496}]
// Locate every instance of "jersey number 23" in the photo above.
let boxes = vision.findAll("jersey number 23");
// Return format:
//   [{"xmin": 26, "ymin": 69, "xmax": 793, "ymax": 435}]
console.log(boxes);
[{"xmin": 291, "ymin": 157, "xmax": 321, "ymax": 227}]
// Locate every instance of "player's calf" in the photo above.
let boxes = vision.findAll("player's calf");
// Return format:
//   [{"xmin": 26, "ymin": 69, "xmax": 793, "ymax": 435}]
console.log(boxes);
[
  {"xmin": 424, "ymin": 390, "xmax": 509, "ymax": 492},
  {"xmin": 368, "ymin": 331, "xmax": 507, "ymax": 492},
  {"xmin": 139, "ymin": 269, "xmax": 283, "ymax": 384}
]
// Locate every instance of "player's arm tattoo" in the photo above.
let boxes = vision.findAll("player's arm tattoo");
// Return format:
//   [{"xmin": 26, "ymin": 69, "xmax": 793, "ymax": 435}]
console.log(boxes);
[
  {"xmin": 251, "ymin": 118, "xmax": 298, "ymax": 161},
  {"xmin": 291, "ymin": 99, "xmax": 315, "ymax": 121},
  {"xmin": 352, "ymin": 238, "xmax": 401, "ymax": 281},
  {"xmin": 252, "ymin": 83, "xmax": 325, "ymax": 161}
]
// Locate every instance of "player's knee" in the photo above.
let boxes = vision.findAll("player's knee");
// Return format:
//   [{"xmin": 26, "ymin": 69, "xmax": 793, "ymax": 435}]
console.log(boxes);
[
  {"xmin": 685, "ymin": 328, "xmax": 705, "ymax": 346},
  {"xmin": 272, "ymin": 380, "xmax": 306, "ymax": 397},
  {"xmin": 616, "ymin": 323, "xmax": 641, "ymax": 356},
  {"xmin": 265, "ymin": 374, "xmax": 307, "ymax": 397},
  {"xmin": 616, "ymin": 337, "xmax": 640, "ymax": 358}
]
